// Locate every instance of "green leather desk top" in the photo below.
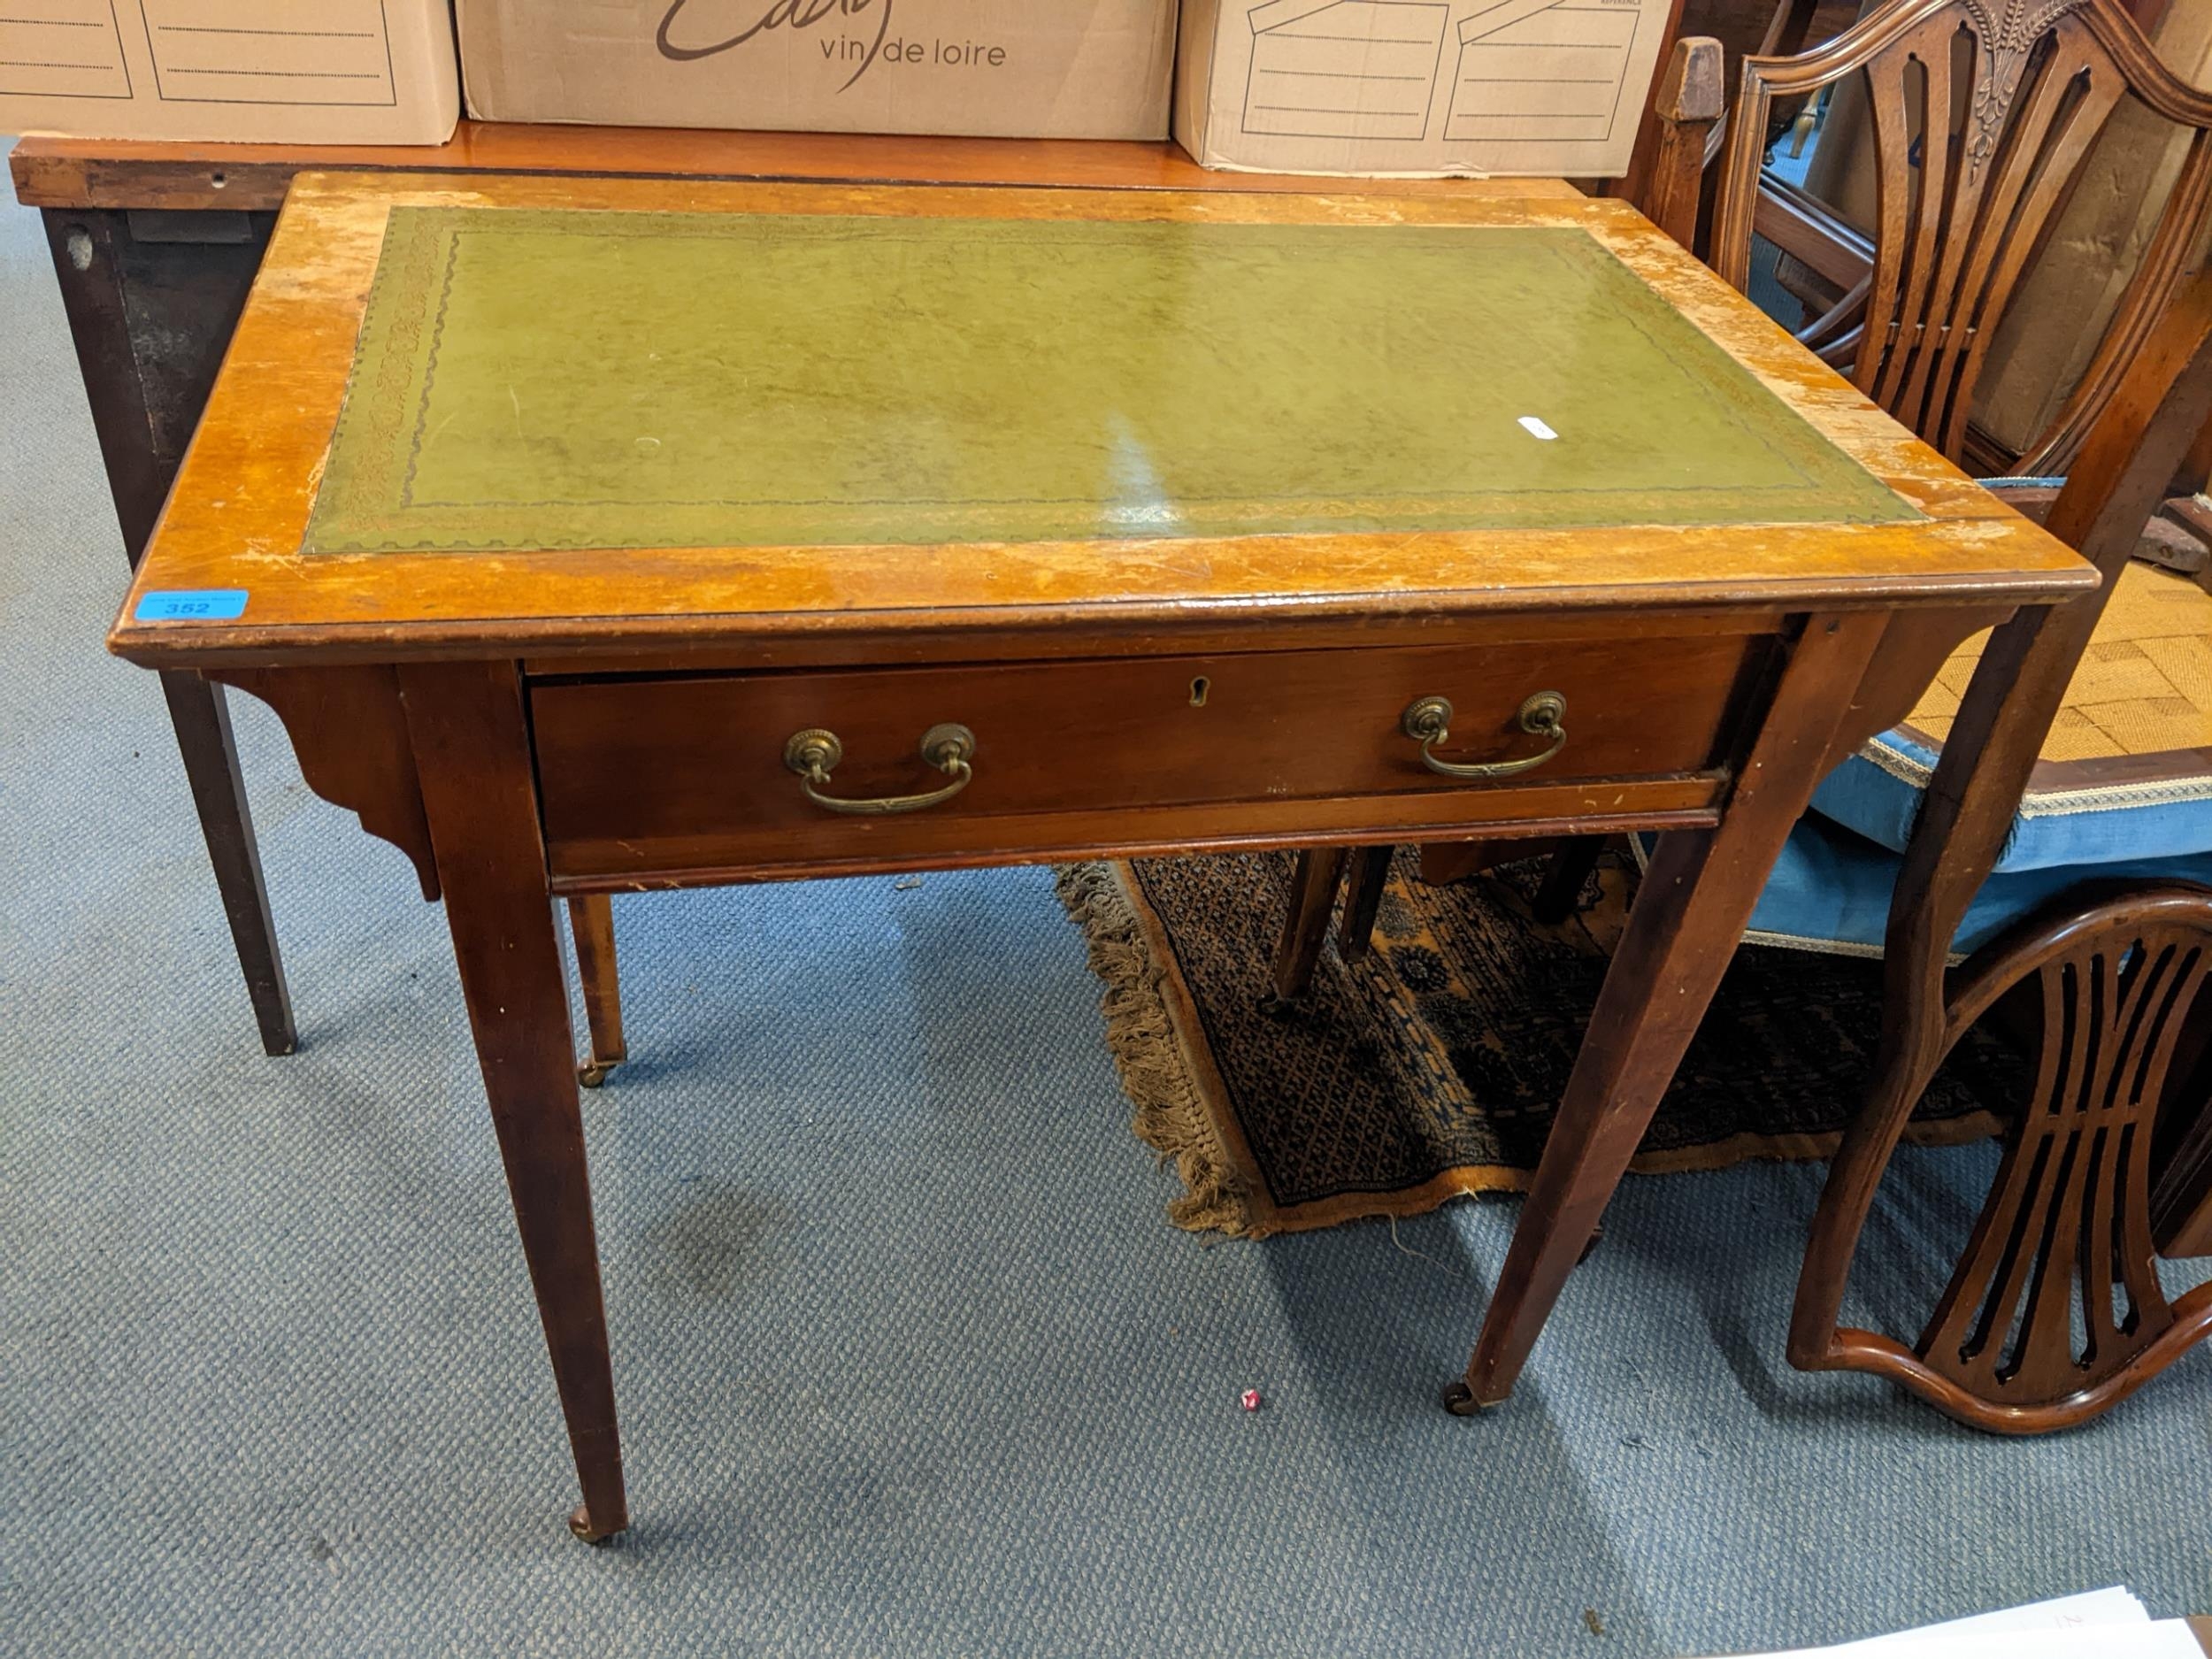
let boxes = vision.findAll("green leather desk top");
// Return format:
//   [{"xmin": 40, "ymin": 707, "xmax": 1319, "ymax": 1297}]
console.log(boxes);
[{"xmin": 303, "ymin": 207, "xmax": 1916, "ymax": 557}]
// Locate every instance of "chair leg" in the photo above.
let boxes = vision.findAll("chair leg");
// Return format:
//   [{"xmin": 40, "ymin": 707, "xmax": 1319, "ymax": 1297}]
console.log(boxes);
[
  {"xmin": 566, "ymin": 895, "xmax": 627, "ymax": 1088},
  {"xmin": 1270, "ymin": 848, "xmax": 1349, "ymax": 1003},
  {"xmin": 2151, "ymin": 995, "xmax": 2212, "ymax": 1256},
  {"xmin": 1337, "ymin": 847, "xmax": 1394, "ymax": 964},
  {"xmin": 1792, "ymin": 881, "xmax": 2212, "ymax": 1432},
  {"xmin": 1531, "ymin": 835, "xmax": 1607, "ymax": 926},
  {"xmin": 2154, "ymin": 1096, "xmax": 2212, "ymax": 1257}
]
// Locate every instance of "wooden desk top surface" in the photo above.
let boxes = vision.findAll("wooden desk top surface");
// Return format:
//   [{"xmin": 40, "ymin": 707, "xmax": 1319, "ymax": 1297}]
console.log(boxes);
[{"xmin": 110, "ymin": 171, "xmax": 2093, "ymax": 670}]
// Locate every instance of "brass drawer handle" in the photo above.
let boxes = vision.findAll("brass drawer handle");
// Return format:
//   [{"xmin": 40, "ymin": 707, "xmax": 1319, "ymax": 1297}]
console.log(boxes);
[
  {"xmin": 782, "ymin": 723, "xmax": 977, "ymax": 816},
  {"xmin": 1402, "ymin": 692, "xmax": 1568, "ymax": 780}
]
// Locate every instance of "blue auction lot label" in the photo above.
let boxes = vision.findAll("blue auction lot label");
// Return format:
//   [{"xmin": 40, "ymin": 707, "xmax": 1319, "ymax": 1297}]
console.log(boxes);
[{"xmin": 134, "ymin": 589, "xmax": 250, "ymax": 621}]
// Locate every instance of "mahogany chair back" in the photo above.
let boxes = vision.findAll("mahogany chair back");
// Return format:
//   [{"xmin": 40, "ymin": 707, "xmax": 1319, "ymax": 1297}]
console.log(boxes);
[{"xmin": 1705, "ymin": 0, "xmax": 2212, "ymax": 473}]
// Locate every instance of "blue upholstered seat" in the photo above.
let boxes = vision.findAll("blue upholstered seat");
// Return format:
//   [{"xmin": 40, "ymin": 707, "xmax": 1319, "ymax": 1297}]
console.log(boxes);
[
  {"xmin": 1808, "ymin": 723, "xmax": 2212, "ymax": 877},
  {"xmin": 1742, "ymin": 810, "xmax": 2212, "ymax": 956}
]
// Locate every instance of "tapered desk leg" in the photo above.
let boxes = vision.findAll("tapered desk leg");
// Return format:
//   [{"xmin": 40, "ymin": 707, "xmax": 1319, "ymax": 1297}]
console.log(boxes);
[
  {"xmin": 402, "ymin": 661, "xmax": 628, "ymax": 1542},
  {"xmin": 566, "ymin": 895, "xmax": 626, "ymax": 1087},
  {"xmin": 1450, "ymin": 614, "xmax": 1887, "ymax": 1411}
]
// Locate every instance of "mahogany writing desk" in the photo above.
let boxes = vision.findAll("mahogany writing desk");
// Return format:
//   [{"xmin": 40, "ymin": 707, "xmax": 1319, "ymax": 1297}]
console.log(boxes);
[{"xmin": 110, "ymin": 170, "xmax": 2090, "ymax": 1541}]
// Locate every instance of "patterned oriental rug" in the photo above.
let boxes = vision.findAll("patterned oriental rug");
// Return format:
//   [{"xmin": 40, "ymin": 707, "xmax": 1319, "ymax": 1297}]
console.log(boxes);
[{"xmin": 1057, "ymin": 849, "xmax": 2018, "ymax": 1238}]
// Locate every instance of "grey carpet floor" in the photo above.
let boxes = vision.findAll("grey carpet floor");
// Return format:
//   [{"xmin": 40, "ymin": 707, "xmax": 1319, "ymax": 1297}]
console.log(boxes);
[{"xmin": 3, "ymin": 165, "xmax": 2208, "ymax": 1658}]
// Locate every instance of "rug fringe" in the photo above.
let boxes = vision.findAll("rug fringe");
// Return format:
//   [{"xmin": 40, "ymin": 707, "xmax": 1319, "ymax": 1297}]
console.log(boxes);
[{"xmin": 1054, "ymin": 863, "xmax": 1259, "ymax": 1237}]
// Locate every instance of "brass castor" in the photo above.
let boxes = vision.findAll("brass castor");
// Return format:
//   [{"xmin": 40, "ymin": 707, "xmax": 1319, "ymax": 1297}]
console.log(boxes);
[
  {"xmin": 578, "ymin": 1059, "xmax": 614, "ymax": 1089},
  {"xmin": 1440, "ymin": 1379, "xmax": 1495, "ymax": 1417},
  {"xmin": 568, "ymin": 1503, "xmax": 620, "ymax": 1545}
]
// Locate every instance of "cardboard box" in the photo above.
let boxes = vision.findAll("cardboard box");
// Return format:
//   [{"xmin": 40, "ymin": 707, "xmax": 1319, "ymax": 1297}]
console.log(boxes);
[
  {"xmin": 456, "ymin": 0, "xmax": 1177, "ymax": 141},
  {"xmin": 1175, "ymin": 0, "xmax": 1673, "ymax": 177},
  {"xmin": 0, "ymin": 2, "xmax": 459, "ymax": 145}
]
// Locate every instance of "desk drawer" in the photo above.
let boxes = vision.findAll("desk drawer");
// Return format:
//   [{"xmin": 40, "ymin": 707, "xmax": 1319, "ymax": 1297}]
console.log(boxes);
[{"xmin": 532, "ymin": 634, "xmax": 1763, "ymax": 879}]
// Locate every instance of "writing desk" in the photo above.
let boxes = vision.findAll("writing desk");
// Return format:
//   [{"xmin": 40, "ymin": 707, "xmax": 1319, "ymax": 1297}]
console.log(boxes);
[{"xmin": 110, "ymin": 170, "xmax": 2091, "ymax": 1541}]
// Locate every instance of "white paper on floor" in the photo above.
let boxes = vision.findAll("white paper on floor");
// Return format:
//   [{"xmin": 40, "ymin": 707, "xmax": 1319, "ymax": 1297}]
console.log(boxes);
[{"xmin": 1734, "ymin": 1587, "xmax": 2201, "ymax": 1657}]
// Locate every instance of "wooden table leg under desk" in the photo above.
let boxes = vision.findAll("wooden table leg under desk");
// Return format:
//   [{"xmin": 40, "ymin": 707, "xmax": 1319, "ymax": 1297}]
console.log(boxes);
[
  {"xmin": 39, "ymin": 205, "xmax": 293, "ymax": 1055},
  {"xmin": 1453, "ymin": 611, "xmax": 1889, "ymax": 1409},
  {"xmin": 567, "ymin": 895, "xmax": 626, "ymax": 1088},
  {"xmin": 401, "ymin": 661, "xmax": 628, "ymax": 1542},
  {"xmin": 158, "ymin": 670, "xmax": 292, "ymax": 1053}
]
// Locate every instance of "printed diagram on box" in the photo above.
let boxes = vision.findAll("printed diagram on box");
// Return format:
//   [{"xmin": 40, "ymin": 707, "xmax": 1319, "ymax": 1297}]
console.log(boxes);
[
  {"xmin": 1241, "ymin": 0, "xmax": 1449, "ymax": 141},
  {"xmin": 0, "ymin": 2, "xmax": 129, "ymax": 99},
  {"xmin": 1239, "ymin": 0, "xmax": 1640, "ymax": 146},
  {"xmin": 0, "ymin": 1, "xmax": 403, "ymax": 106},
  {"xmin": 141, "ymin": 0, "xmax": 398, "ymax": 107},
  {"xmin": 1448, "ymin": 0, "xmax": 1640, "ymax": 142}
]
